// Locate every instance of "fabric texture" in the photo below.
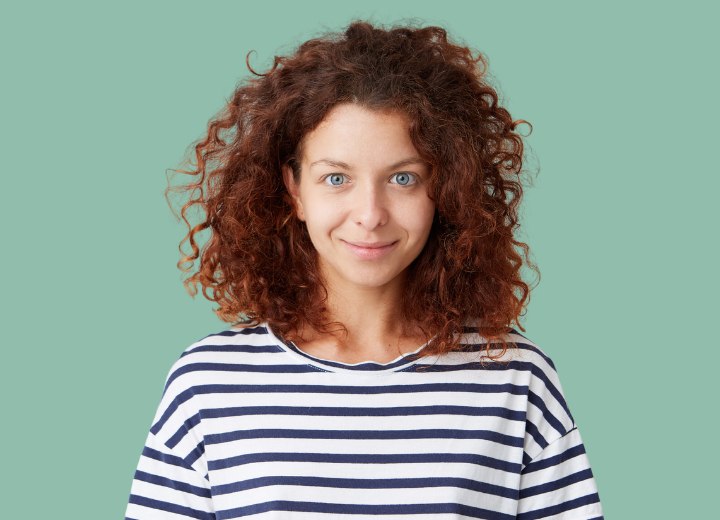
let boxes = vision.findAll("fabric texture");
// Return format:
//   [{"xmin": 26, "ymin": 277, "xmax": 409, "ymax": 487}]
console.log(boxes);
[{"xmin": 125, "ymin": 324, "xmax": 603, "ymax": 519}]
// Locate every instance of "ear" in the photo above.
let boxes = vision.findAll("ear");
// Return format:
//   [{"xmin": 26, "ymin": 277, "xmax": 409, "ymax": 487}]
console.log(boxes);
[{"xmin": 282, "ymin": 164, "xmax": 305, "ymax": 221}]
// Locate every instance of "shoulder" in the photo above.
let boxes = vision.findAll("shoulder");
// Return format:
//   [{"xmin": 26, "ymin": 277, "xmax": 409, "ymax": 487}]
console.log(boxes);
[
  {"xmin": 452, "ymin": 326, "xmax": 577, "ymax": 433},
  {"xmin": 178, "ymin": 323, "xmax": 280, "ymax": 360},
  {"xmin": 147, "ymin": 323, "xmax": 285, "ymax": 434},
  {"xmin": 453, "ymin": 326, "xmax": 560, "ymax": 374},
  {"xmin": 162, "ymin": 323, "xmax": 284, "ymax": 389},
  {"xmin": 155, "ymin": 324, "xmax": 285, "ymax": 409}
]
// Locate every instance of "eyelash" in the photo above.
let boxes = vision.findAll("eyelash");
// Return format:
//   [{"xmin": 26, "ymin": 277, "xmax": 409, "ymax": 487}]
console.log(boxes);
[{"xmin": 322, "ymin": 172, "xmax": 418, "ymax": 187}]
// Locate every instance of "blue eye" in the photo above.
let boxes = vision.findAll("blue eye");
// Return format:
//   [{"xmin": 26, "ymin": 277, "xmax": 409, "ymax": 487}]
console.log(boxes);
[
  {"xmin": 325, "ymin": 174, "xmax": 346, "ymax": 186},
  {"xmin": 391, "ymin": 172, "xmax": 416, "ymax": 186}
]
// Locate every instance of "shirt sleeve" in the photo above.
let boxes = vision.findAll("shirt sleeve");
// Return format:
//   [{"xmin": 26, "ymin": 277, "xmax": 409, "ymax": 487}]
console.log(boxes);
[
  {"xmin": 511, "ymin": 338, "xmax": 604, "ymax": 520},
  {"xmin": 124, "ymin": 347, "xmax": 216, "ymax": 520},
  {"xmin": 517, "ymin": 426, "xmax": 603, "ymax": 520},
  {"xmin": 124, "ymin": 430, "xmax": 216, "ymax": 520}
]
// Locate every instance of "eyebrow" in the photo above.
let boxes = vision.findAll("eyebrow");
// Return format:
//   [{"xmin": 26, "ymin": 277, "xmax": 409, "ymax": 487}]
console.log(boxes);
[{"xmin": 309, "ymin": 157, "xmax": 427, "ymax": 170}]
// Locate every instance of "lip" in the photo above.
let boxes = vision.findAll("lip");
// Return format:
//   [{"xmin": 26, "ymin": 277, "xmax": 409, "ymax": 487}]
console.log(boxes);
[{"xmin": 341, "ymin": 240, "xmax": 398, "ymax": 260}]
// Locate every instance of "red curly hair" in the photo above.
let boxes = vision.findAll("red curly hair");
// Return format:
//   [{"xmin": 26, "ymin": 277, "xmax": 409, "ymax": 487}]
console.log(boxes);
[{"xmin": 169, "ymin": 20, "xmax": 539, "ymax": 356}]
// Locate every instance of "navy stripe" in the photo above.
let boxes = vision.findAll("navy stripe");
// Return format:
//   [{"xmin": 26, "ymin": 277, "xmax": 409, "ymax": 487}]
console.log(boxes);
[
  {"xmin": 164, "ymin": 362, "xmax": 323, "ymax": 390},
  {"xmin": 133, "ymin": 470, "xmax": 212, "ymax": 498},
  {"xmin": 182, "ymin": 381, "xmax": 528, "ymax": 397},
  {"xmin": 527, "ymin": 390, "xmax": 566, "ymax": 436},
  {"xmin": 219, "ymin": 499, "xmax": 515, "ymax": 519},
  {"xmin": 128, "ymin": 494, "xmax": 215, "ymax": 520},
  {"xmin": 141, "ymin": 445, "xmax": 188, "ymax": 469},
  {"xmin": 522, "ymin": 438, "xmax": 586, "ymax": 474},
  {"xmin": 517, "ymin": 492, "xmax": 601, "ymax": 520},
  {"xmin": 142, "ymin": 445, "xmax": 209, "ymax": 482},
  {"xmin": 522, "ymin": 451, "xmax": 531, "ymax": 466},
  {"xmin": 167, "ymin": 414, "xmax": 201, "ymax": 448},
  {"xmin": 212, "ymin": 475, "xmax": 518, "ymax": 499},
  {"xmin": 151, "ymin": 400, "xmax": 182, "ymax": 436},
  {"xmin": 209, "ymin": 451, "xmax": 521, "ymax": 474},
  {"xmin": 205, "ymin": 427, "xmax": 523, "ymax": 447},
  {"xmin": 181, "ymin": 343, "xmax": 283, "ymax": 357},
  {"xmin": 525, "ymin": 419, "xmax": 549, "ymax": 450},
  {"xmin": 519, "ymin": 468, "xmax": 595, "ymax": 499},
  {"xmin": 184, "ymin": 441, "xmax": 205, "ymax": 467},
  {"xmin": 201, "ymin": 404, "xmax": 525, "ymax": 420}
]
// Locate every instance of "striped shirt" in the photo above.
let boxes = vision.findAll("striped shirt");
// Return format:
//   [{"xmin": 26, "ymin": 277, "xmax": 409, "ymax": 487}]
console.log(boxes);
[{"xmin": 125, "ymin": 324, "xmax": 603, "ymax": 519}]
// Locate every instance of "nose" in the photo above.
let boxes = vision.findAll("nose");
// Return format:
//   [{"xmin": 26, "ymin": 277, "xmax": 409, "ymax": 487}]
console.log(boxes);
[{"xmin": 351, "ymin": 182, "xmax": 389, "ymax": 230}]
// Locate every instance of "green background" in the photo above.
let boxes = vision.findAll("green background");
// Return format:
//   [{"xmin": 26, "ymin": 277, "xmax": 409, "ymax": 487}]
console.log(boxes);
[{"xmin": 1, "ymin": 1, "xmax": 717, "ymax": 518}]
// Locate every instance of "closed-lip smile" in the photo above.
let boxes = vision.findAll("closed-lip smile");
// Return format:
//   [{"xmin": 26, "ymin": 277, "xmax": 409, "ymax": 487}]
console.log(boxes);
[
  {"xmin": 345, "ymin": 240, "xmax": 397, "ymax": 248},
  {"xmin": 341, "ymin": 239, "xmax": 398, "ymax": 259}
]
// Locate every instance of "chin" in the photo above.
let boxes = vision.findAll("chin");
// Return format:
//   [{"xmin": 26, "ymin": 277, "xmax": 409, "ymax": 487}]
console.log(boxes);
[{"xmin": 342, "ymin": 270, "xmax": 406, "ymax": 290}]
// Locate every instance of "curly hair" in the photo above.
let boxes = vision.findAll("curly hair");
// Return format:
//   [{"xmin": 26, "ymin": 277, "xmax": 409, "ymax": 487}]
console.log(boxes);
[{"xmin": 169, "ymin": 20, "xmax": 539, "ymax": 357}]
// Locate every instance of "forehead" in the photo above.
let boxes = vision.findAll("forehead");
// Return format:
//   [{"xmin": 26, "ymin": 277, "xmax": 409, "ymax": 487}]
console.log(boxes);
[{"xmin": 299, "ymin": 104, "xmax": 419, "ymax": 165}]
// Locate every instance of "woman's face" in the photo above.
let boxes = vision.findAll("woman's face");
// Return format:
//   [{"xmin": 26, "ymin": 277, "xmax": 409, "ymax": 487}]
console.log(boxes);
[{"xmin": 284, "ymin": 103, "xmax": 435, "ymax": 295}]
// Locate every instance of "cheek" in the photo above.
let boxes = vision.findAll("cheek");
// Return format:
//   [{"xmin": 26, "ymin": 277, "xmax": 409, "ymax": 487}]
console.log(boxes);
[
  {"xmin": 300, "ymin": 196, "xmax": 346, "ymax": 236},
  {"xmin": 403, "ymin": 198, "xmax": 436, "ymax": 238}
]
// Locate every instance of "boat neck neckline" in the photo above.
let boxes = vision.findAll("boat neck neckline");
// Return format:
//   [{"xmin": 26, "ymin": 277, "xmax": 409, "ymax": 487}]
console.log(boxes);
[{"xmin": 263, "ymin": 323, "xmax": 432, "ymax": 373}]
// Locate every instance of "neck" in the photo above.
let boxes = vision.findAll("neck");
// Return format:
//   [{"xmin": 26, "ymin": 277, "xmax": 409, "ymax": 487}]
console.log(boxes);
[
  {"xmin": 294, "ymin": 272, "xmax": 427, "ymax": 364},
  {"xmin": 326, "ymin": 279, "xmax": 405, "ymax": 341}
]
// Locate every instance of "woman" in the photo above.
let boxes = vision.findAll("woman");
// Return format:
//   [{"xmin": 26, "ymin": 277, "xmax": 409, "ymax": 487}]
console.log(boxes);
[{"xmin": 125, "ymin": 21, "xmax": 604, "ymax": 519}]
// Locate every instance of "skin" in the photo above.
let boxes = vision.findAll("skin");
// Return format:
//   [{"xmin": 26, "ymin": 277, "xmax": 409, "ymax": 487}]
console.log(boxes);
[{"xmin": 282, "ymin": 103, "xmax": 436, "ymax": 363}]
